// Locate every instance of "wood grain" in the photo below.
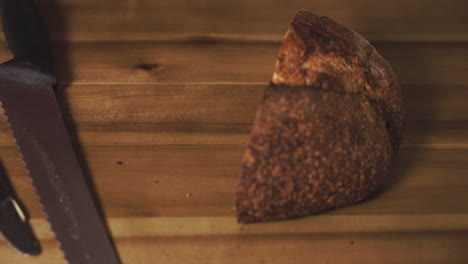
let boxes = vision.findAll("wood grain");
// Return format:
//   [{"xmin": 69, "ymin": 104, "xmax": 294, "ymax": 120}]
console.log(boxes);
[
  {"xmin": 26, "ymin": 0, "xmax": 468, "ymax": 42},
  {"xmin": 0, "ymin": 1, "xmax": 467, "ymax": 263},
  {"xmin": 7, "ymin": 214, "xmax": 468, "ymax": 240},
  {"xmin": 1, "ymin": 229, "xmax": 468, "ymax": 264},
  {"xmin": 1, "ymin": 42, "xmax": 467, "ymax": 86},
  {"xmin": 1, "ymin": 84, "xmax": 467, "ymax": 147},
  {"xmin": 3, "ymin": 145, "xmax": 468, "ymax": 218},
  {"xmin": 60, "ymin": 42, "xmax": 468, "ymax": 86}
]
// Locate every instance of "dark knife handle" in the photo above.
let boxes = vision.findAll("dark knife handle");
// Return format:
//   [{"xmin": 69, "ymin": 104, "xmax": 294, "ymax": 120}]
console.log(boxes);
[{"xmin": 0, "ymin": 0, "xmax": 54, "ymax": 76}]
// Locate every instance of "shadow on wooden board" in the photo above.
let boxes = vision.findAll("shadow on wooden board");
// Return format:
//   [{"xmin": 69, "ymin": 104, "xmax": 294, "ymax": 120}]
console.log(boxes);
[
  {"xmin": 38, "ymin": 0, "xmax": 103, "ymax": 216},
  {"xmin": 37, "ymin": 0, "xmax": 120, "ymax": 257},
  {"xmin": 369, "ymin": 68, "xmax": 439, "ymax": 192}
]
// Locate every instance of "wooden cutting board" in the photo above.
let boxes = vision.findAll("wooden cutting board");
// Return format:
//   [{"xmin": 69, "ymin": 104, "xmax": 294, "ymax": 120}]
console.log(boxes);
[{"xmin": 0, "ymin": 0, "xmax": 467, "ymax": 263}]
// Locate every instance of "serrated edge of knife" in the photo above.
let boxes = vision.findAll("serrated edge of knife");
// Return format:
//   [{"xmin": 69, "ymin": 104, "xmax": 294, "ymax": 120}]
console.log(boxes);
[{"xmin": 0, "ymin": 102, "xmax": 70, "ymax": 264}]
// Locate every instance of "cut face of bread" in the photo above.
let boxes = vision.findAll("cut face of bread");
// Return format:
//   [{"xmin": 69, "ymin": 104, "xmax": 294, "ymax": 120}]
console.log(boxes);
[{"xmin": 236, "ymin": 10, "xmax": 404, "ymax": 223}]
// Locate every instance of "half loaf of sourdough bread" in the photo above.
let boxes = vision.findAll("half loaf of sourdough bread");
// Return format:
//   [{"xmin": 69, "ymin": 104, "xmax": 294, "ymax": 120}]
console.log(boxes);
[{"xmin": 236, "ymin": 9, "xmax": 404, "ymax": 223}]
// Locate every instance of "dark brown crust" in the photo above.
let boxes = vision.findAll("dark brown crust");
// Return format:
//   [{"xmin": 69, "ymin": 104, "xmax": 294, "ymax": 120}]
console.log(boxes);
[
  {"xmin": 273, "ymin": 10, "xmax": 404, "ymax": 147},
  {"xmin": 236, "ymin": 10, "xmax": 404, "ymax": 223}
]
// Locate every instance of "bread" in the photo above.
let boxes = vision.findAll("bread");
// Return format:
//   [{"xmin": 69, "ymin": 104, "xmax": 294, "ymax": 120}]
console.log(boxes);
[{"xmin": 235, "ymin": 9, "xmax": 404, "ymax": 223}]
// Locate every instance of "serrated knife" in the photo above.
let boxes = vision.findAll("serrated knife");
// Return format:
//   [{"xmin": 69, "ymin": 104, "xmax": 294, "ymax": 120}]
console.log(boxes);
[{"xmin": 0, "ymin": 0, "xmax": 121, "ymax": 263}]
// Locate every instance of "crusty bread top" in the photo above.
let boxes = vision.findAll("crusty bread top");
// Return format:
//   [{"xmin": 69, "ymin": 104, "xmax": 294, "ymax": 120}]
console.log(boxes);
[
  {"xmin": 236, "ymin": 10, "xmax": 405, "ymax": 223},
  {"xmin": 272, "ymin": 9, "xmax": 404, "ymax": 149}
]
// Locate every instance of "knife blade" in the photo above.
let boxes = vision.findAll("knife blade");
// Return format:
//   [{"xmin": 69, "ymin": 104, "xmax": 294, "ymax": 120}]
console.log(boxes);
[
  {"xmin": 0, "ymin": 159, "xmax": 41, "ymax": 256},
  {"xmin": 0, "ymin": 0, "xmax": 121, "ymax": 263}
]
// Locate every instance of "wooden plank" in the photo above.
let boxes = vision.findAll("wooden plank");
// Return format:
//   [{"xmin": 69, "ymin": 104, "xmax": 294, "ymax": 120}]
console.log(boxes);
[
  {"xmin": 0, "ymin": 42, "xmax": 461, "ymax": 86},
  {"xmin": 1, "ymin": 84, "xmax": 467, "ymax": 148},
  {"xmin": 2, "ymin": 144, "xmax": 468, "ymax": 218},
  {"xmin": 1, "ymin": 228, "xmax": 467, "ymax": 264},
  {"xmin": 2, "ymin": 215, "xmax": 468, "ymax": 263},
  {"xmin": 2, "ymin": 42, "xmax": 467, "ymax": 85},
  {"xmin": 61, "ymin": 83, "xmax": 468, "ymax": 122},
  {"xmin": 27, "ymin": 0, "xmax": 468, "ymax": 42},
  {"xmin": 23, "ymin": 215, "xmax": 468, "ymax": 240},
  {"xmin": 98, "ymin": 232, "xmax": 468, "ymax": 264},
  {"xmin": 3, "ymin": 120, "xmax": 468, "ymax": 149}
]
